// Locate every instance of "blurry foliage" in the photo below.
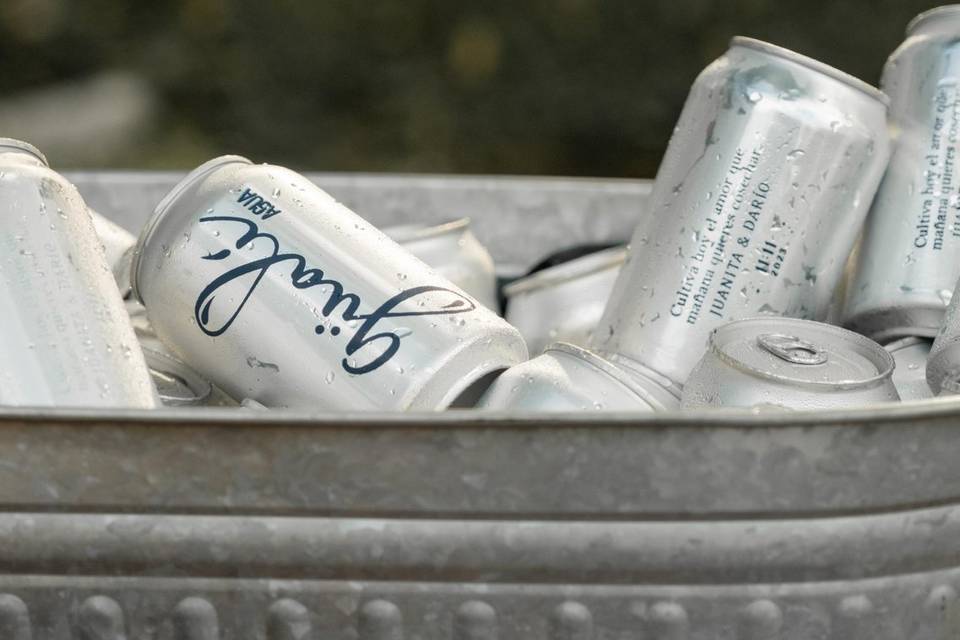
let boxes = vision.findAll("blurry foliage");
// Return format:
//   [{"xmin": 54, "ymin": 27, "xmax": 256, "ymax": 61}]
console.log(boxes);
[{"xmin": 0, "ymin": 0, "xmax": 945, "ymax": 175}]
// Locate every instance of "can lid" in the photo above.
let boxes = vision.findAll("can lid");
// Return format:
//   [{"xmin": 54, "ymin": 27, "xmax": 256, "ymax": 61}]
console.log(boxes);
[
  {"xmin": 384, "ymin": 217, "xmax": 471, "ymax": 244},
  {"xmin": 0, "ymin": 138, "xmax": 48, "ymax": 166},
  {"xmin": 730, "ymin": 36, "xmax": 889, "ymax": 108},
  {"xmin": 709, "ymin": 317, "xmax": 894, "ymax": 390},
  {"xmin": 504, "ymin": 246, "xmax": 627, "ymax": 297},
  {"xmin": 131, "ymin": 154, "xmax": 252, "ymax": 304},
  {"xmin": 142, "ymin": 346, "xmax": 212, "ymax": 406},
  {"xmin": 907, "ymin": 5, "xmax": 960, "ymax": 36}
]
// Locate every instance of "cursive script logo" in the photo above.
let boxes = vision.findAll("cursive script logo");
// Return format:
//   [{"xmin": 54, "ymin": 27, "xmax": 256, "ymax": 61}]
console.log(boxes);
[{"xmin": 196, "ymin": 215, "xmax": 476, "ymax": 375}]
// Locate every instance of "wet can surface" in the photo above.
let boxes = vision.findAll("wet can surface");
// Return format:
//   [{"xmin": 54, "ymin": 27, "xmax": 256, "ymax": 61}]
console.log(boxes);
[
  {"xmin": 132, "ymin": 156, "xmax": 527, "ymax": 410},
  {"xmin": 504, "ymin": 246, "xmax": 626, "ymax": 356},
  {"xmin": 682, "ymin": 318, "xmax": 899, "ymax": 410},
  {"xmin": 476, "ymin": 342, "xmax": 680, "ymax": 412},
  {"xmin": 89, "ymin": 210, "xmax": 136, "ymax": 274},
  {"xmin": 591, "ymin": 37, "xmax": 890, "ymax": 386},
  {"xmin": 383, "ymin": 217, "xmax": 499, "ymax": 310},
  {"xmin": 927, "ymin": 273, "xmax": 960, "ymax": 395},
  {"xmin": 0, "ymin": 139, "xmax": 157, "ymax": 408},
  {"xmin": 886, "ymin": 335, "xmax": 934, "ymax": 401},
  {"xmin": 90, "ymin": 210, "xmax": 137, "ymax": 298},
  {"xmin": 845, "ymin": 7, "xmax": 960, "ymax": 342}
]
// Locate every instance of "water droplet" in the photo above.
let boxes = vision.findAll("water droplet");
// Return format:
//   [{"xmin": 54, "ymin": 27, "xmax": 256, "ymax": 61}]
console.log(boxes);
[
  {"xmin": 746, "ymin": 90, "xmax": 762, "ymax": 103},
  {"xmin": 325, "ymin": 371, "xmax": 335, "ymax": 384},
  {"xmin": 786, "ymin": 149, "xmax": 805, "ymax": 160},
  {"xmin": 272, "ymin": 188, "xmax": 281, "ymax": 198}
]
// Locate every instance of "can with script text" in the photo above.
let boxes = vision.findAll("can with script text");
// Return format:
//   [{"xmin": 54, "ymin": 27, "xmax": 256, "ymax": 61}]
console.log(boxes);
[
  {"xmin": 131, "ymin": 156, "xmax": 527, "ymax": 410},
  {"xmin": 0, "ymin": 138, "xmax": 157, "ymax": 408},
  {"xmin": 845, "ymin": 6, "xmax": 960, "ymax": 342},
  {"xmin": 590, "ymin": 37, "xmax": 890, "ymax": 386}
]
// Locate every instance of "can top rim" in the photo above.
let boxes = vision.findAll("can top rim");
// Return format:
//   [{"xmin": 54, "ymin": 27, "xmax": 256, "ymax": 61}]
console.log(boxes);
[
  {"xmin": 907, "ymin": 5, "xmax": 960, "ymax": 36},
  {"xmin": 504, "ymin": 246, "xmax": 627, "ymax": 297},
  {"xmin": 546, "ymin": 342, "xmax": 674, "ymax": 409},
  {"xmin": 730, "ymin": 36, "xmax": 889, "ymax": 108},
  {"xmin": 709, "ymin": 317, "xmax": 895, "ymax": 390},
  {"xmin": 141, "ymin": 346, "xmax": 213, "ymax": 406},
  {"xmin": 384, "ymin": 217, "xmax": 471, "ymax": 244},
  {"xmin": 884, "ymin": 335, "xmax": 933, "ymax": 354},
  {"xmin": 131, "ymin": 154, "xmax": 252, "ymax": 304},
  {"xmin": 0, "ymin": 138, "xmax": 48, "ymax": 166}
]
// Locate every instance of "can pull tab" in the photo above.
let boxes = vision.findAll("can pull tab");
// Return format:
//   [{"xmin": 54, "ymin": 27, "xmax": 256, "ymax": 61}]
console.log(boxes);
[{"xmin": 757, "ymin": 334, "xmax": 827, "ymax": 365}]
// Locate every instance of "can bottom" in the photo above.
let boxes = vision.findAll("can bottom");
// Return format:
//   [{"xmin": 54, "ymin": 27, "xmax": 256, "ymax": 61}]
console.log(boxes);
[{"xmin": 843, "ymin": 305, "xmax": 944, "ymax": 345}]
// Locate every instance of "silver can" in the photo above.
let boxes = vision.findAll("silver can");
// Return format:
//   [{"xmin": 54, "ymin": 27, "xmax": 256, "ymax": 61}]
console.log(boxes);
[
  {"xmin": 132, "ymin": 156, "xmax": 527, "ymax": 410},
  {"xmin": 89, "ymin": 209, "xmax": 136, "ymax": 274},
  {"xmin": 141, "ymin": 347, "xmax": 212, "ymax": 407},
  {"xmin": 927, "ymin": 273, "xmax": 960, "ymax": 395},
  {"xmin": 383, "ymin": 217, "xmax": 499, "ymax": 310},
  {"xmin": 476, "ymin": 342, "xmax": 680, "ymax": 412},
  {"xmin": 90, "ymin": 210, "xmax": 137, "ymax": 298},
  {"xmin": 504, "ymin": 246, "xmax": 626, "ymax": 356},
  {"xmin": 845, "ymin": 7, "xmax": 960, "ymax": 342},
  {"xmin": 591, "ymin": 37, "xmax": 891, "ymax": 386},
  {"xmin": 681, "ymin": 318, "xmax": 899, "ymax": 410},
  {"xmin": 0, "ymin": 139, "xmax": 157, "ymax": 408},
  {"xmin": 886, "ymin": 336, "xmax": 934, "ymax": 401}
]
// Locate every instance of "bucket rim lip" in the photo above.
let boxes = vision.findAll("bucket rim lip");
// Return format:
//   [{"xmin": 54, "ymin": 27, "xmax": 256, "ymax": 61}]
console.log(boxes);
[
  {"xmin": 131, "ymin": 155, "xmax": 252, "ymax": 304},
  {"xmin": 729, "ymin": 36, "xmax": 889, "ymax": 108}
]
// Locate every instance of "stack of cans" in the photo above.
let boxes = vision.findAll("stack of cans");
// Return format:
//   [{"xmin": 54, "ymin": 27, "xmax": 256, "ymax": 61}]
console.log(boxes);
[{"xmin": 8, "ymin": 6, "xmax": 960, "ymax": 413}]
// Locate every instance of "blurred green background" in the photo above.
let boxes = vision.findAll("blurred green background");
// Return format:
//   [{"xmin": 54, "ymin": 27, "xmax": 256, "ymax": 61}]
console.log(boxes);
[{"xmin": 0, "ymin": 0, "xmax": 943, "ymax": 175}]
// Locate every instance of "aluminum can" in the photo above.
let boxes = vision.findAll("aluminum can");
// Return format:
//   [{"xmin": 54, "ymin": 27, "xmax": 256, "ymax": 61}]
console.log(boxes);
[
  {"xmin": 681, "ymin": 318, "xmax": 899, "ymax": 410},
  {"xmin": 845, "ymin": 7, "xmax": 960, "ymax": 342},
  {"xmin": 504, "ymin": 246, "xmax": 625, "ymax": 355},
  {"xmin": 476, "ymin": 342, "xmax": 680, "ymax": 412},
  {"xmin": 90, "ymin": 210, "xmax": 137, "ymax": 299},
  {"xmin": 90, "ymin": 209, "xmax": 136, "ymax": 274},
  {"xmin": 131, "ymin": 155, "xmax": 527, "ymax": 410},
  {"xmin": 590, "ymin": 37, "xmax": 890, "ymax": 386},
  {"xmin": 885, "ymin": 336, "xmax": 934, "ymax": 401},
  {"xmin": 0, "ymin": 139, "xmax": 157, "ymax": 408},
  {"xmin": 927, "ymin": 273, "xmax": 960, "ymax": 395},
  {"xmin": 383, "ymin": 217, "xmax": 499, "ymax": 310},
  {"xmin": 142, "ymin": 347, "xmax": 212, "ymax": 407}
]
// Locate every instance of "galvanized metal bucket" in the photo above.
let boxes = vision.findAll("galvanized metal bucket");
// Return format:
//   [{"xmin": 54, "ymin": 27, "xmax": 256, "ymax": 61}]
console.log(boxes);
[{"xmin": 1, "ymin": 172, "xmax": 958, "ymax": 639}]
